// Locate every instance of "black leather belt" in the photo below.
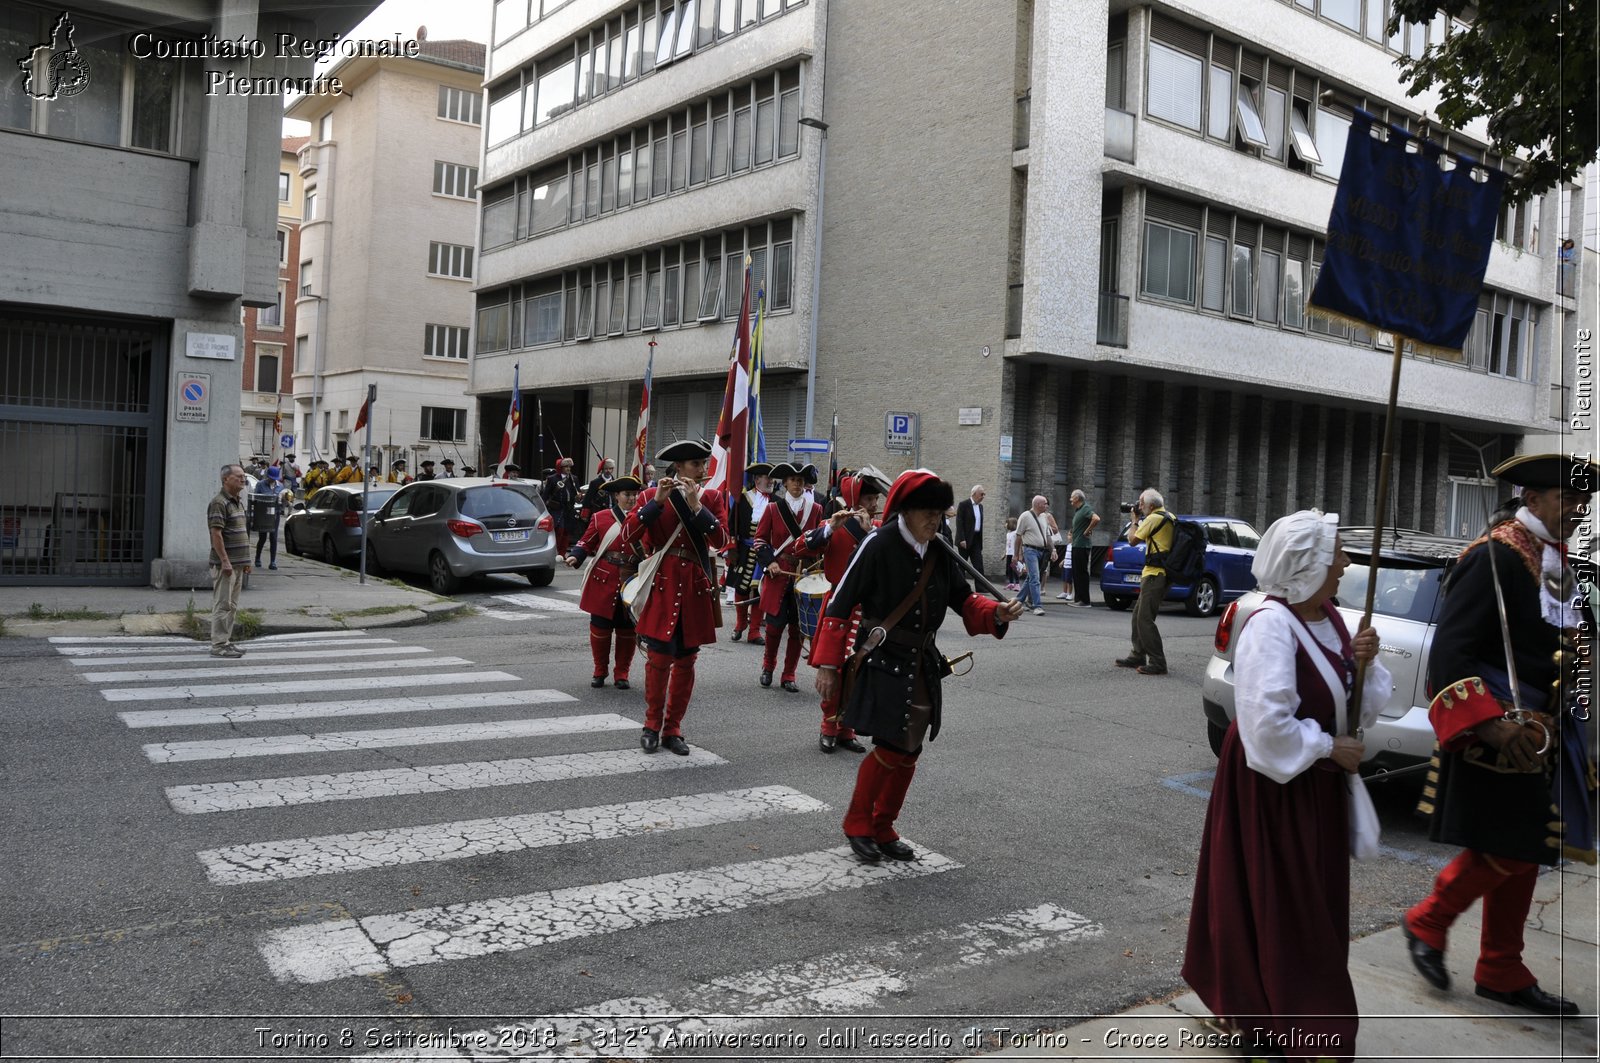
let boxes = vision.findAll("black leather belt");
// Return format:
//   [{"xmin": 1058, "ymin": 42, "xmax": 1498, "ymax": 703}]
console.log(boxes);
[{"xmin": 602, "ymin": 551, "xmax": 636, "ymax": 567}]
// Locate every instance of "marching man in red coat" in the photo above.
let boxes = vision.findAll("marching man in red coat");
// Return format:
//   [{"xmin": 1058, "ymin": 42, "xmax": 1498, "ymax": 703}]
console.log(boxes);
[
  {"xmin": 814, "ymin": 470, "xmax": 1023, "ymax": 862},
  {"xmin": 789, "ymin": 468, "xmax": 890, "ymax": 753},
  {"xmin": 726, "ymin": 462, "xmax": 774, "ymax": 645},
  {"xmin": 753, "ymin": 462, "xmax": 823, "ymax": 692},
  {"xmin": 563, "ymin": 476, "xmax": 644, "ymax": 689},
  {"xmin": 618, "ymin": 440, "xmax": 730, "ymax": 755}
]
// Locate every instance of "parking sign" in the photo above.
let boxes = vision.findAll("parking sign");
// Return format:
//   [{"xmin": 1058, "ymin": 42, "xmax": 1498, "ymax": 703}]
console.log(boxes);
[{"xmin": 885, "ymin": 411, "xmax": 917, "ymax": 453}]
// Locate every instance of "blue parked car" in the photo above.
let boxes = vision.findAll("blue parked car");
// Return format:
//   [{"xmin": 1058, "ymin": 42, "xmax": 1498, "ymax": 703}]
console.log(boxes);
[{"xmin": 1098, "ymin": 515, "xmax": 1260, "ymax": 617}]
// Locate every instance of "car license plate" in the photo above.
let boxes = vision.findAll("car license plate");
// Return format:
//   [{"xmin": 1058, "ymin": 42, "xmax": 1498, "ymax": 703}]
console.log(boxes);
[{"xmin": 491, "ymin": 530, "xmax": 530, "ymax": 543}]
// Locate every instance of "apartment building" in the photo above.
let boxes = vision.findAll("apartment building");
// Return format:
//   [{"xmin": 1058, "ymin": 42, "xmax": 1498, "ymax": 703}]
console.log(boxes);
[
  {"xmin": 0, "ymin": 0, "xmax": 375, "ymax": 586},
  {"xmin": 285, "ymin": 37, "xmax": 486, "ymax": 476},
  {"xmin": 238, "ymin": 137, "xmax": 306, "ymax": 461},
  {"xmin": 475, "ymin": 0, "xmax": 1583, "ymax": 543}
]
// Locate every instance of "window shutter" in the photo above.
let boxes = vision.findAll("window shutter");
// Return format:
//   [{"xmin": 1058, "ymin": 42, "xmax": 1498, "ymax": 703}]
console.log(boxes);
[
  {"xmin": 1150, "ymin": 14, "xmax": 1207, "ymax": 56},
  {"xmin": 1145, "ymin": 193, "xmax": 1202, "ymax": 230},
  {"xmin": 1209, "ymin": 40, "xmax": 1237, "ymax": 67}
]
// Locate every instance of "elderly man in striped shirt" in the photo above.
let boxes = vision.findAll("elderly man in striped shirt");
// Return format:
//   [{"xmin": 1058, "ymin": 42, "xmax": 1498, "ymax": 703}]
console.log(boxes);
[{"xmin": 207, "ymin": 463, "xmax": 252, "ymax": 658}]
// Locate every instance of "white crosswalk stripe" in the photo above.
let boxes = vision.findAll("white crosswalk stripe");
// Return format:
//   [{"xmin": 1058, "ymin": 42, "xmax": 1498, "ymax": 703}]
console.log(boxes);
[
  {"xmin": 80, "ymin": 656, "xmax": 470, "ymax": 684},
  {"xmin": 99, "ymin": 671, "xmax": 522, "ymax": 702},
  {"xmin": 493, "ymin": 592, "xmax": 587, "ymax": 613},
  {"xmin": 166, "ymin": 747, "xmax": 725, "ymax": 813},
  {"xmin": 257, "ymin": 843, "xmax": 960, "ymax": 984},
  {"xmin": 69, "ymin": 645, "xmax": 430, "ymax": 667},
  {"xmin": 48, "ymin": 635, "xmax": 192, "ymax": 644},
  {"xmin": 359, "ymin": 904, "xmax": 1104, "ymax": 1060},
  {"xmin": 198, "ymin": 786, "xmax": 827, "ymax": 884},
  {"xmin": 478, "ymin": 608, "xmax": 545, "ymax": 620},
  {"xmin": 117, "ymin": 690, "xmax": 574, "ymax": 729},
  {"xmin": 55, "ymin": 637, "xmax": 399, "ymax": 657},
  {"xmin": 242, "ymin": 630, "xmax": 377, "ymax": 643}
]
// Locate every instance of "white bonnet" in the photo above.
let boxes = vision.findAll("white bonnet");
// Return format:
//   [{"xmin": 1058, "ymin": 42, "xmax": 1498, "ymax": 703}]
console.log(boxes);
[{"xmin": 1251, "ymin": 509, "xmax": 1341, "ymax": 603}]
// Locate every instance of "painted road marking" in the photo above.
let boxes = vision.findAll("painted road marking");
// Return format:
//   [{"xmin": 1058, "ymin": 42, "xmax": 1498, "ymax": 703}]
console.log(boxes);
[
  {"xmin": 55, "ymin": 638, "xmax": 399, "ymax": 657},
  {"xmin": 100, "ymin": 671, "xmax": 522, "ymax": 702},
  {"xmin": 117, "ymin": 690, "xmax": 575, "ymax": 729},
  {"xmin": 493, "ymin": 592, "xmax": 587, "ymax": 613},
  {"xmin": 70, "ymin": 645, "xmax": 431, "ymax": 667},
  {"xmin": 146, "ymin": 714, "xmax": 641, "ymax": 763},
  {"xmin": 81, "ymin": 656, "xmax": 470, "ymax": 684},
  {"xmin": 257, "ymin": 842, "xmax": 959, "ymax": 984},
  {"xmin": 200, "ymin": 786, "xmax": 827, "ymax": 884},
  {"xmin": 358, "ymin": 904, "xmax": 1103, "ymax": 1060},
  {"xmin": 478, "ymin": 609, "xmax": 545, "ymax": 621},
  {"xmin": 242, "ymin": 630, "xmax": 376, "ymax": 643},
  {"xmin": 166, "ymin": 746, "xmax": 725, "ymax": 814},
  {"xmin": 48, "ymin": 636, "xmax": 193, "ymax": 644}
]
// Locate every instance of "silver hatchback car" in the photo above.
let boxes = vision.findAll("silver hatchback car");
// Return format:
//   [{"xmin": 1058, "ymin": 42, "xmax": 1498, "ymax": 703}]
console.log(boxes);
[
  {"xmin": 1200, "ymin": 527, "xmax": 1471, "ymax": 773},
  {"xmin": 366, "ymin": 478, "xmax": 559, "ymax": 594}
]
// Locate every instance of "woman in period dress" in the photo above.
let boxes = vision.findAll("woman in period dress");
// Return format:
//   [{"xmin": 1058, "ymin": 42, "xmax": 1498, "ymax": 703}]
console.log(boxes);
[{"xmin": 1182, "ymin": 510, "xmax": 1390, "ymax": 1062}]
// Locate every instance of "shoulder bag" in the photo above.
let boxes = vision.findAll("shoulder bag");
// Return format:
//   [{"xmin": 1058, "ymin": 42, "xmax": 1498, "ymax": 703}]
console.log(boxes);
[{"xmin": 840, "ymin": 549, "xmax": 938, "ymax": 710}]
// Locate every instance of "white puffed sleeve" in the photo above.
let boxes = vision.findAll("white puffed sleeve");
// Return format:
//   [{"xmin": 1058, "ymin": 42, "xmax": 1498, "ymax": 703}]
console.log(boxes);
[
  {"xmin": 1233, "ymin": 608, "xmax": 1335, "ymax": 784},
  {"xmin": 1356, "ymin": 656, "xmax": 1392, "ymax": 730}
]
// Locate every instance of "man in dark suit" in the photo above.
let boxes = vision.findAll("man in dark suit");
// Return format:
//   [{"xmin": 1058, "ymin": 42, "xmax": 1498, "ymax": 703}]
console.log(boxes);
[{"xmin": 955, "ymin": 485, "xmax": 986, "ymax": 576}]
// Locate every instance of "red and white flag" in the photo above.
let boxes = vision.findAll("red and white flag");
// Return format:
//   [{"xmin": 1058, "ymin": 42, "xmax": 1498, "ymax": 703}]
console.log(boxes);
[
  {"xmin": 705, "ymin": 258, "xmax": 753, "ymax": 495},
  {"xmin": 633, "ymin": 342, "xmax": 655, "ymax": 478},
  {"xmin": 353, "ymin": 393, "xmax": 372, "ymax": 433},
  {"xmin": 497, "ymin": 362, "xmax": 521, "ymax": 477}
]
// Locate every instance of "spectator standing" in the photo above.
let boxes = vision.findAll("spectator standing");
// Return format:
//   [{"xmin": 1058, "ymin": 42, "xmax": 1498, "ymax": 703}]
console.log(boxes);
[
  {"xmin": 1003, "ymin": 517, "xmax": 1020, "ymax": 590},
  {"xmin": 1183, "ymin": 510, "xmax": 1388, "ymax": 1061},
  {"xmin": 955, "ymin": 485, "xmax": 986, "ymax": 576},
  {"xmin": 1068, "ymin": 490, "xmax": 1101, "ymax": 607},
  {"xmin": 1117, "ymin": 488, "xmax": 1174, "ymax": 674},
  {"xmin": 207, "ymin": 464, "xmax": 252, "ymax": 658},
  {"xmin": 252, "ymin": 467, "xmax": 284, "ymax": 570},
  {"xmin": 1013, "ymin": 495, "xmax": 1056, "ymax": 616}
]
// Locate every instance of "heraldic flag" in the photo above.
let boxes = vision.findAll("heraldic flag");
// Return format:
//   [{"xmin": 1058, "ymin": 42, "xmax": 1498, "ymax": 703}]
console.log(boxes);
[
  {"xmin": 497, "ymin": 363, "xmax": 522, "ymax": 477},
  {"xmin": 634, "ymin": 342, "xmax": 654, "ymax": 477},
  {"xmin": 705, "ymin": 256, "xmax": 753, "ymax": 494}
]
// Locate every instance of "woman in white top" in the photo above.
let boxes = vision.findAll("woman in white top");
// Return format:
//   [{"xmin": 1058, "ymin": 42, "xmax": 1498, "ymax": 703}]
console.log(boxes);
[{"xmin": 1182, "ymin": 510, "xmax": 1390, "ymax": 1062}]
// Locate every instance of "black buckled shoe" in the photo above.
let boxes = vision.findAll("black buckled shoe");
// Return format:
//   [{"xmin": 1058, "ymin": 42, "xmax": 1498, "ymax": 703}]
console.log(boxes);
[
  {"xmin": 1402, "ymin": 920, "xmax": 1450, "ymax": 991},
  {"xmin": 613, "ymin": 678, "xmax": 630, "ymax": 690},
  {"xmin": 818, "ymin": 734, "xmax": 837, "ymax": 753},
  {"xmin": 846, "ymin": 835, "xmax": 882, "ymax": 863},
  {"xmin": 759, "ymin": 670, "xmax": 773, "ymax": 687},
  {"xmin": 591, "ymin": 675, "xmax": 607, "ymax": 688},
  {"xmin": 1475, "ymin": 982, "xmax": 1578, "ymax": 1016},
  {"xmin": 877, "ymin": 839, "xmax": 917, "ymax": 861},
  {"xmin": 748, "ymin": 635, "xmax": 766, "ymax": 647},
  {"xmin": 836, "ymin": 736, "xmax": 866, "ymax": 753},
  {"xmin": 661, "ymin": 735, "xmax": 691, "ymax": 756},
  {"xmin": 640, "ymin": 728, "xmax": 660, "ymax": 753},
  {"xmin": 731, "ymin": 629, "xmax": 743, "ymax": 642},
  {"xmin": 781, "ymin": 679, "xmax": 800, "ymax": 693}
]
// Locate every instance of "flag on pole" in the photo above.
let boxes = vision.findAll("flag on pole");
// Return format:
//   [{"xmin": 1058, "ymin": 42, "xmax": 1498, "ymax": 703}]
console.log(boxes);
[
  {"xmin": 634, "ymin": 341, "xmax": 655, "ymax": 477},
  {"xmin": 497, "ymin": 363, "xmax": 522, "ymax": 478},
  {"xmin": 828, "ymin": 410, "xmax": 839, "ymax": 501},
  {"xmin": 705, "ymin": 256, "xmax": 753, "ymax": 495},
  {"xmin": 353, "ymin": 389, "xmax": 372, "ymax": 433},
  {"xmin": 748, "ymin": 289, "xmax": 767, "ymax": 465}
]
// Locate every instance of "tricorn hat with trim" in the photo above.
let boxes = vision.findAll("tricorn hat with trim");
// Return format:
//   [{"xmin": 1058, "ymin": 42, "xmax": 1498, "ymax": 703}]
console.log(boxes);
[
  {"xmin": 798, "ymin": 462, "xmax": 820, "ymax": 485},
  {"xmin": 655, "ymin": 438, "xmax": 713, "ymax": 463},
  {"xmin": 745, "ymin": 461, "xmax": 774, "ymax": 479},
  {"xmin": 603, "ymin": 475, "xmax": 643, "ymax": 493},
  {"xmin": 883, "ymin": 469, "xmax": 955, "ymax": 518},
  {"xmin": 769, "ymin": 461, "xmax": 801, "ymax": 482},
  {"xmin": 1493, "ymin": 453, "xmax": 1600, "ymax": 494}
]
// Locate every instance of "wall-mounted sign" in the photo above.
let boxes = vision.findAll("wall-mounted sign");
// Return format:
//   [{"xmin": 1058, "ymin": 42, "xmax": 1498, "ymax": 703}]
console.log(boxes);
[
  {"xmin": 175, "ymin": 373, "xmax": 211, "ymax": 423},
  {"xmin": 999, "ymin": 434, "xmax": 1013, "ymax": 462},
  {"xmin": 885, "ymin": 411, "xmax": 917, "ymax": 453},
  {"xmin": 958, "ymin": 407, "xmax": 982, "ymax": 425},
  {"xmin": 186, "ymin": 332, "xmax": 236, "ymax": 361}
]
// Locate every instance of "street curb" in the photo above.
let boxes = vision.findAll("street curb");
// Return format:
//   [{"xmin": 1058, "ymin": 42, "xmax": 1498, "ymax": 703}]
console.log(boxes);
[{"xmin": 1, "ymin": 601, "xmax": 473, "ymax": 639}]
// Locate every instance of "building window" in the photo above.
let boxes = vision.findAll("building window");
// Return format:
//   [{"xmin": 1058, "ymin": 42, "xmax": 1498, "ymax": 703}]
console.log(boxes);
[
  {"xmin": 421, "ymin": 407, "xmax": 468, "ymax": 442},
  {"xmin": 1201, "ymin": 235, "xmax": 1227, "ymax": 312},
  {"xmin": 259, "ymin": 285, "xmax": 285, "ymax": 328},
  {"xmin": 275, "ymin": 229, "xmax": 288, "ymax": 265},
  {"xmin": 1141, "ymin": 221, "xmax": 1196, "ymax": 304},
  {"xmin": 319, "ymin": 113, "xmax": 333, "ymax": 140},
  {"xmin": 1231, "ymin": 242, "xmax": 1254, "ymax": 317},
  {"xmin": 429, "ymin": 242, "xmax": 475, "ymax": 280},
  {"xmin": 434, "ymin": 161, "xmax": 479, "ymax": 199},
  {"xmin": 303, "ymin": 186, "xmax": 317, "ymax": 221},
  {"xmin": 1146, "ymin": 41, "xmax": 1202, "ymax": 132},
  {"xmin": 255, "ymin": 350, "xmax": 280, "ymax": 393},
  {"xmin": 438, "ymin": 85, "xmax": 483, "ymax": 125},
  {"xmin": 1314, "ymin": 106, "xmax": 1351, "ymax": 180},
  {"xmin": 278, "ymin": 172, "xmax": 291, "ymax": 202},
  {"xmin": 299, "ymin": 261, "xmax": 313, "ymax": 297},
  {"xmin": 1233, "ymin": 84, "xmax": 1269, "ymax": 150},
  {"xmin": 295, "ymin": 336, "xmax": 309, "ymax": 371},
  {"xmin": 425, "ymin": 324, "xmax": 470, "ymax": 360},
  {"xmin": 477, "ymin": 293, "xmax": 511, "ymax": 352}
]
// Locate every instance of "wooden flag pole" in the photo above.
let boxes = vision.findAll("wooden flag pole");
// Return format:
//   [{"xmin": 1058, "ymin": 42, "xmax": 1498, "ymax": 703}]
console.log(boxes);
[{"xmin": 1348, "ymin": 336, "xmax": 1406, "ymax": 730}]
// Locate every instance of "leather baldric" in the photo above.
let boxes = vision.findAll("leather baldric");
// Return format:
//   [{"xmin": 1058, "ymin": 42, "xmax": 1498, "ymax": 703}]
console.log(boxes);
[{"xmin": 666, "ymin": 489, "xmax": 716, "ymax": 585}]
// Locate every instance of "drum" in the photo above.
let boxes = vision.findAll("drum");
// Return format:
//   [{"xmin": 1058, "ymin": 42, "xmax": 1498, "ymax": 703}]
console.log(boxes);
[
  {"xmin": 795, "ymin": 573, "xmax": 832, "ymax": 638},
  {"xmin": 621, "ymin": 572, "xmax": 647, "ymax": 610}
]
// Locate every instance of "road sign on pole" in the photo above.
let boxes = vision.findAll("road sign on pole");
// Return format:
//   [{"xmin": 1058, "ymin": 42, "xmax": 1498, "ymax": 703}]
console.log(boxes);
[
  {"xmin": 787, "ymin": 438, "xmax": 831, "ymax": 453},
  {"xmin": 280, "ymin": 434, "xmax": 295, "ymax": 449},
  {"xmin": 885, "ymin": 411, "xmax": 917, "ymax": 454}
]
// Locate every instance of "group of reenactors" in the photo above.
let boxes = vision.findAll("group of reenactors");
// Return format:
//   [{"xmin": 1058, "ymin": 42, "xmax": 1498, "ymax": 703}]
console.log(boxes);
[{"xmin": 560, "ymin": 440, "xmax": 1021, "ymax": 861}]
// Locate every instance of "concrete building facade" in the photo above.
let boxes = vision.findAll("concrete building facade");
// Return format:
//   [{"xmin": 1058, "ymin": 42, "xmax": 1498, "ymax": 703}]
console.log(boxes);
[
  {"xmin": 475, "ymin": 0, "xmax": 1585, "ymax": 558},
  {"xmin": 286, "ymin": 39, "xmax": 487, "ymax": 478},
  {"xmin": 0, "ymin": 0, "xmax": 374, "ymax": 586},
  {"xmin": 238, "ymin": 137, "xmax": 305, "ymax": 463}
]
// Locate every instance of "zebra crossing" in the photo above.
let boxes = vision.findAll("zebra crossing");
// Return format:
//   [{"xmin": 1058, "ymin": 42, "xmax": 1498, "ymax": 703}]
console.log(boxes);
[
  {"xmin": 50, "ymin": 628, "xmax": 1103, "ymax": 1056},
  {"xmin": 478, "ymin": 587, "xmax": 588, "ymax": 620}
]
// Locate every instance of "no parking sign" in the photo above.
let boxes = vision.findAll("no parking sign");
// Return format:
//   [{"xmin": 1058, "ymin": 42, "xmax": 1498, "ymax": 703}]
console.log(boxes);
[{"xmin": 175, "ymin": 373, "xmax": 210, "ymax": 423}]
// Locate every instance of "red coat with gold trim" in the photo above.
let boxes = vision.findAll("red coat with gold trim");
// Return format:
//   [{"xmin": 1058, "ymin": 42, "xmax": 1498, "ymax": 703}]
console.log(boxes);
[
  {"xmin": 569, "ymin": 505, "xmax": 642, "ymax": 619},
  {"xmin": 753, "ymin": 494, "xmax": 822, "ymax": 618},
  {"xmin": 619, "ymin": 487, "xmax": 730, "ymax": 648}
]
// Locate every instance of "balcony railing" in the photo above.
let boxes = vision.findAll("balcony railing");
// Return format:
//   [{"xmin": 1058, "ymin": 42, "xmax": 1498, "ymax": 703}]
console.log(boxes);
[
  {"xmin": 1097, "ymin": 292, "xmax": 1128, "ymax": 347},
  {"xmin": 1104, "ymin": 107, "xmax": 1135, "ymax": 163},
  {"xmin": 1014, "ymin": 93, "xmax": 1030, "ymax": 151},
  {"xmin": 1006, "ymin": 283, "xmax": 1023, "ymax": 338}
]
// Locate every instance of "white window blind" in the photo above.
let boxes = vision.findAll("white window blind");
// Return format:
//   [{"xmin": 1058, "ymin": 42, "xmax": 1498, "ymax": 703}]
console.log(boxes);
[{"xmin": 1146, "ymin": 42, "xmax": 1202, "ymax": 131}]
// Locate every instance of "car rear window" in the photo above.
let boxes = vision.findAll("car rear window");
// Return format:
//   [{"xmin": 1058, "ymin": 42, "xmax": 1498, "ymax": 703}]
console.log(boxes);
[
  {"xmin": 354, "ymin": 489, "xmax": 397, "ymax": 512},
  {"xmin": 1333, "ymin": 558, "xmax": 1446, "ymax": 623},
  {"xmin": 458, "ymin": 484, "xmax": 544, "ymax": 521}
]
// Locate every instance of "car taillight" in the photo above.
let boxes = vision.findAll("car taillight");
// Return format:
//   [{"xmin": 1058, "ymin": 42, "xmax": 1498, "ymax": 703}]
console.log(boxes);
[
  {"xmin": 447, "ymin": 519, "xmax": 484, "ymax": 538},
  {"xmin": 342, "ymin": 511, "xmax": 360, "ymax": 527},
  {"xmin": 536, "ymin": 514, "xmax": 553, "ymax": 532},
  {"xmin": 1213, "ymin": 600, "xmax": 1239, "ymax": 653}
]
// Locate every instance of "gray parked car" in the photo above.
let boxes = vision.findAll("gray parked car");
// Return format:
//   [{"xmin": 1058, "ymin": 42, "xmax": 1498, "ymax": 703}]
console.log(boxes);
[
  {"xmin": 283, "ymin": 484, "xmax": 398, "ymax": 565},
  {"xmin": 1200, "ymin": 527, "xmax": 1472, "ymax": 774},
  {"xmin": 366, "ymin": 477, "xmax": 559, "ymax": 594}
]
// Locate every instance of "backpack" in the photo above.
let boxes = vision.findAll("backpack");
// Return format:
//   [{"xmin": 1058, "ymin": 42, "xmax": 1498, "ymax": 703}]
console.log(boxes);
[{"xmin": 1148, "ymin": 512, "xmax": 1206, "ymax": 581}]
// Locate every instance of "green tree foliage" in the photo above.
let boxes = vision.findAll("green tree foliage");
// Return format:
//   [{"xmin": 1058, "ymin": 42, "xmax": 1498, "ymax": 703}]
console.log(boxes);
[{"xmin": 1390, "ymin": 1, "xmax": 1596, "ymax": 202}]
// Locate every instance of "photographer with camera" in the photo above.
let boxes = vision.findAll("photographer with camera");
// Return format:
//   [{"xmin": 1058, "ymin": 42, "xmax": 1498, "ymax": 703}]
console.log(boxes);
[{"xmin": 1115, "ymin": 488, "xmax": 1174, "ymax": 675}]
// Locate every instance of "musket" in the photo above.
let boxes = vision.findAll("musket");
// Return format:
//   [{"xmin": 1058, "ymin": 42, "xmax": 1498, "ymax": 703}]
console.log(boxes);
[{"xmin": 931, "ymin": 533, "xmax": 1017, "ymax": 604}]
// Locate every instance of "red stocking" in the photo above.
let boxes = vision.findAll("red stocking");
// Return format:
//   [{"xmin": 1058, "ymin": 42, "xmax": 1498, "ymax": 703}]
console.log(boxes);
[
  {"xmin": 642, "ymin": 650, "xmax": 672, "ymax": 732},
  {"xmin": 588, "ymin": 624, "xmax": 611, "ymax": 680},
  {"xmin": 662, "ymin": 653, "xmax": 697, "ymax": 737},
  {"xmin": 612, "ymin": 629, "xmax": 637, "ymax": 681}
]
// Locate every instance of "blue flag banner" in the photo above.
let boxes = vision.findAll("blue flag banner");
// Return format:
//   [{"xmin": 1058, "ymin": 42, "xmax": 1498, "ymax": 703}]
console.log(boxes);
[{"xmin": 1309, "ymin": 110, "xmax": 1505, "ymax": 358}]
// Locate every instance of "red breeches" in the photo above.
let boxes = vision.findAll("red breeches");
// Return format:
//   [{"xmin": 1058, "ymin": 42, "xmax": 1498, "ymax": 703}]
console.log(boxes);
[{"xmin": 1406, "ymin": 849, "xmax": 1540, "ymax": 992}]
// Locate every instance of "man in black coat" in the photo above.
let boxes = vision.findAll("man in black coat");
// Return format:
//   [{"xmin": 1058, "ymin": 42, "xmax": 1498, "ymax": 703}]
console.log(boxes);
[
  {"xmin": 814, "ymin": 470, "xmax": 1023, "ymax": 863},
  {"xmin": 955, "ymin": 485, "xmax": 986, "ymax": 575},
  {"xmin": 542, "ymin": 457, "xmax": 582, "ymax": 556}
]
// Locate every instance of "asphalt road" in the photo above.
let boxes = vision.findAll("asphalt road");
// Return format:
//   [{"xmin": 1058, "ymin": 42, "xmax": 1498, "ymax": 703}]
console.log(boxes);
[{"xmin": 0, "ymin": 565, "xmax": 1457, "ymax": 1060}]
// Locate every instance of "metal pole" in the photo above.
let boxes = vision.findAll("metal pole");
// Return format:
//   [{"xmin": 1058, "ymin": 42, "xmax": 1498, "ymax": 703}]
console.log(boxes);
[
  {"xmin": 800, "ymin": 119, "xmax": 828, "ymax": 437},
  {"xmin": 358, "ymin": 382, "xmax": 375, "ymax": 585},
  {"xmin": 1347, "ymin": 339, "xmax": 1404, "ymax": 726}
]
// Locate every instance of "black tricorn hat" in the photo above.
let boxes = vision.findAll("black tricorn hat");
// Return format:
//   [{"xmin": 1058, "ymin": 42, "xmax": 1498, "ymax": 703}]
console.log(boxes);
[
  {"xmin": 769, "ymin": 461, "xmax": 801, "ymax": 482},
  {"xmin": 798, "ymin": 462, "xmax": 820, "ymax": 485},
  {"xmin": 502, "ymin": 462, "xmax": 521, "ymax": 474},
  {"xmin": 421, "ymin": 459, "xmax": 435, "ymax": 467},
  {"xmin": 604, "ymin": 475, "xmax": 643, "ymax": 493},
  {"xmin": 441, "ymin": 458, "xmax": 455, "ymax": 466},
  {"xmin": 655, "ymin": 438, "xmax": 712, "ymax": 463},
  {"xmin": 746, "ymin": 461, "xmax": 774, "ymax": 479},
  {"xmin": 1494, "ymin": 453, "xmax": 1600, "ymax": 494}
]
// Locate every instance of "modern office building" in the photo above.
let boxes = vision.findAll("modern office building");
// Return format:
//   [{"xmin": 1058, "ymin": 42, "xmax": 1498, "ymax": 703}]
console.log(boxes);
[
  {"xmin": 285, "ymin": 36, "xmax": 487, "ymax": 477},
  {"xmin": 238, "ymin": 137, "xmax": 306, "ymax": 462},
  {"xmin": 475, "ymin": 0, "xmax": 1583, "ymax": 548},
  {"xmin": 0, "ymin": 0, "xmax": 376, "ymax": 586}
]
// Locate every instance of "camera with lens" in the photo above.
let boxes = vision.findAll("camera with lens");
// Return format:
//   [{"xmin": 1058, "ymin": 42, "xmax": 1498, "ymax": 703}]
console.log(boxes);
[{"xmin": 1119, "ymin": 501, "xmax": 1139, "ymax": 514}]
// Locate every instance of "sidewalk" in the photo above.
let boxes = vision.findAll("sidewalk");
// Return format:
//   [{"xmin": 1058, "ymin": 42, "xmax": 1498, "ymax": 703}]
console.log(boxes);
[
  {"xmin": 0, "ymin": 552, "xmax": 469, "ymax": 638},
  {"xmin": 965, "ymin": 859, "xmax": 1597, "ymax": 1061}
]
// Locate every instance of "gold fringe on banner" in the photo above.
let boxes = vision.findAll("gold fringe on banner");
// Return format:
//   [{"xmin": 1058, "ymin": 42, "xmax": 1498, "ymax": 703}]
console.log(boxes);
[{"xmin": 1306, "ymin": 304, "xmax": 1468, "ymax": 363}]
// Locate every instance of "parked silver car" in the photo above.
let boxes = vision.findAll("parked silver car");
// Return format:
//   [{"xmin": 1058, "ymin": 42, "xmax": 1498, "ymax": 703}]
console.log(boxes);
[
  {"xmin": 1200, "ymin": 528, "xmax": 1471, "ymax": 773},
  {"xmin": 284, "ymin": 484, "xmax": 398, "ymax": 565},
  {"xmin": 366, "ymin": 478, "xmax": 559, "ymax": 594}
]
